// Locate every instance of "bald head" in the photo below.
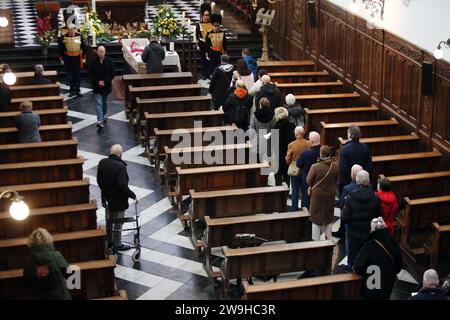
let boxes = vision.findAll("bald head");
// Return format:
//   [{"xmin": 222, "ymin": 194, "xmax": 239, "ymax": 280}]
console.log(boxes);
[
  {"xmin": 351, "ymin": 164, "xmax": 363, "ymax": 181},
  {"xmin": 309, "ymin": 131, "xmax": 320, "ymax": 146},
  {"xmin": 97, "ymin": 46, "xmax": 106, "ymax": 60},
  {"xmin": 295, "ymin": 126, "xmax": 305, "ymax": 139},
  {"xmin": 111, "ymin": 144, "xmax": 123, "ymax": 158},
  {"xmin": 261, "ymin": 75, "xmax": 271, "ymax": 85}
]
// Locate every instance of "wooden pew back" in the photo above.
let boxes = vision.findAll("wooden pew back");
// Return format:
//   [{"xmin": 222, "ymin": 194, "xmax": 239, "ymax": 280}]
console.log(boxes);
[
  {"xmin": 9, "ymin": 95, "xmax": 64, "ymax": 111},
  {"xmin": 258, "ymin": 60, "xmax": 315, "ymax": 73},
  {"xmin": 0, "ymin": 123, "xmax": 73, "ymax": 144},
  {"xmin": 13, "ymin": 71, "xmax": 58, "ymax": 85},
  {"xmin": 10, "ymin": 83, "xmax": 60, "ymax": 99},
  {"xmin": 0, "ymin": 107, "xmax": 68, "ymax": 128}
]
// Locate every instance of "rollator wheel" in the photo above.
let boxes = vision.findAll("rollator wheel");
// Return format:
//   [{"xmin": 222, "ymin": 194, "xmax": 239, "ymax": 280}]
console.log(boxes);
[{"xmin": 132, "ymin": 249, "xmax": 141, "ymax": 262}]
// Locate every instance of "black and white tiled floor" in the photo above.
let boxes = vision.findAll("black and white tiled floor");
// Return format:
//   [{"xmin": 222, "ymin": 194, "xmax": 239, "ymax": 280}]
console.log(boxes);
[{"xmin": 61, "ymin": 79, "xmax": 420, "ymax": 300}]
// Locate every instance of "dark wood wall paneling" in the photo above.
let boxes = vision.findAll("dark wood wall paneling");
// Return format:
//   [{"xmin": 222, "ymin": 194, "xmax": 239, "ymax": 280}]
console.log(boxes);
[{"xmin": 269, "ymin": 0, "xmax": 450, "ymax": 165}]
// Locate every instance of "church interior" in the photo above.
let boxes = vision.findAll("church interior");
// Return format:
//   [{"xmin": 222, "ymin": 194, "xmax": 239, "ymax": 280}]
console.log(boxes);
[{"xmin": 0, "ymin": 0, "xmax": 449, "ymax": 301}]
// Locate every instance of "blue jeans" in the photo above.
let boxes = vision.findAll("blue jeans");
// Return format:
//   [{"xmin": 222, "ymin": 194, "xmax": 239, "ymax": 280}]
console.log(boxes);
[
  {"xmin": 94, "ymin": 93, "xmax": 109, "ymax": 123},
  {"xmin": 290, "ymin": 175, "xmax": 300, "ymax": 211},
  {"xmin": 300, "ymin": 175, "xmax": 310, "ymax": 209}
]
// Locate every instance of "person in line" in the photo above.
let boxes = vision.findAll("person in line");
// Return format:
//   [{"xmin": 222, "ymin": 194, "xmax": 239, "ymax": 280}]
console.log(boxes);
[
  {"xmin": 222, "ymin": 79, "xmax": 253, "ymax": 130},
  {"xmin": 249, "ymin": 69, "xmax": 268, "ymax": 96},
  {"xmin": 23, "ymin": 228, "xmax": 72, "ymax": 300},
  {"xmin": 209, "ymin": 54, "xmax": 234, "ymax": 110},
  {"xmin": 97, "ymin": 144, "xmax": 137, "ymax": 251},
  {"xmin": 273, "ymin": 107, "xmax": 295, "ymax": 186},
  {"xmin": 242, "ymin": 48, "xmax": 258, "ymax": 81},
  {"xmin": 194, "ymin": 2, "xmax": 214, "ymax": 80},
  {"xmin": 15, "ymin": 101, "xmax": 41, "ymax": 143},
  {"xmin": 375, "ymin": 177, "xmax": 399, "ymax": 237},
  {"xmin": 296, "ymin": 131, "xmax": 321, "ymax": 209},
  {"xmin": 142, "ymin": 36, "xmax": 166, "ymax": 73},
  {"xmin": 231, "ymin": 59, "xmax": 254, "ymax": 91},
  {"xmin": 342, "ymin": 170, "xmax": 383, "ymax": 269},
  {"xmin": 255, "ymin": 75, "xmax": 282, "ymax": 113},
  {"xmin": 409, "ymin": 269, "xmax": 447, "ymax": 300},
  {"xmin": 88, "ymin": 46, "xmax": 116, "ymax": 129},
  {"xmin": 339, "ymin": 125, "xmax": 373, "ymax": 194},
  {"xmin": 285, "ymin": 126, "xmax": 311, "ymax": 211},
  {"xmin": 205, "ymin": 13, "xmax": 228, "ymax": 73},
  {"xmin": 249, "ymin": 97, "xmax": 275, "ymax": 163},
  {"xmin": 30, "ymin": 64, "xmax": 51, "ymax": 85},
  {"xmin": 0, "ymin": 64, "xmax": 11, "ymax": 112},
  {"xmin": 284, "ymin": 93, "xmax": 305, "ymax": 127},
  {"xmin": 307, "ymin": 145, "xmax": 339, "ymax": 240}
]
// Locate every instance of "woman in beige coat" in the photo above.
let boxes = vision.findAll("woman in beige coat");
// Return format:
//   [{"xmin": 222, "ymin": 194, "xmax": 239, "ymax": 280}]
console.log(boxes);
[{"xmin": 306, "ymin": 145, "xmax": 339, "ymax": 240}]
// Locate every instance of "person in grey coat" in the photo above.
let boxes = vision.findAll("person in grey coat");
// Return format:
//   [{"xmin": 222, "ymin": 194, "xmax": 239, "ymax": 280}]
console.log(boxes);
[
  {"xmin": 249, "ymin": 97, "xmax": 275, "ymax": 162},
  {"xmin": 15, "ymin": 101, "xmax": 41, "ymax": 143},
  {"xmin": 142, "ymin": 36, "xmax": 166, "ymax": 73}
]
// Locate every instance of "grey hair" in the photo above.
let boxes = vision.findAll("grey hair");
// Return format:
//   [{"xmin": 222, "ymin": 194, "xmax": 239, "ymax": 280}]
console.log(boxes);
[
  {"xmin": 351, "ymin": 164, "xmax": 363, "ymax": 180},
  {"xmin": 356, "ymin": 170, "xmax": 370, "ymax": 186},
  {"xmin": 348, "ymin": 125, "xmax": 362, "ymax": 141},
  {"xmin": 261, "ymin": 75, "xmax": 271, "ymax": 85},
  {"xmin": 111, "ymin": 144, "xmax": 123, "ymax": 157},
  {"xmin": 294, "ymin": 126, "xmax": 305, "ymax": 138},
  {"xmin": 34, "ymin": 64, "xmax": 44, "ymax": 76},
  {"xmin": 370, "ymin": 217, "xmax": 387, "ymax": 233},
  {"xmin": 27, "ymin": 228, "xmax": 53, "ymax": 248},
  {"xmin": 285, "ymin": 94, "xmax": 296, "ymax": 106},
  {"xmin": 274, "ymin": 107, "xmax": 289, "ymax": 122},
  {"xmin": 423, "ymin": 269, "xmax": 440, "ymax": 288}
]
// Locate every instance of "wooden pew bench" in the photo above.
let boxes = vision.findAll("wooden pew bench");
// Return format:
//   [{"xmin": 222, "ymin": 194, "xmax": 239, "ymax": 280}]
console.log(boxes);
[
  {"xmin": 372, "ymin": 150, "xmax": 442, "ymax": 178},
  {"xmin": 295, "ymin": 92, "xmax": 362, "ymax": 109},
  {"xmin": 338, "ymin": 133, "xmax": 420, "ymax": 157},
  {"xmin": 0, "ymin": 257, "xmax": 116, "ymax": 300},
  {"xmin": 380, "ymin": 171, "xmax": 450, "ymax": 198},
  {"xmin": 0, "ymin": 123, "xmax": 72, "ymax": 144},
  {"xmin": 10, "ymin": 83, "xmax": 60, "ymax": 98},
  {"xmin": 269, "ymin": 70, "xmax": 330, "ymax": 84},
  {"xmin": 9, "ymin": 95, "xmax": 64, "ymax": 111},
  {"xmin": 13, "ymin": 70, "xmax": 58, "ymax": 85},
  {"xmin": 424, "ymin": 223, "xmax": 450, "ymax": 279},
  {"xmin": 243, "ymin": 273, "xmax": 362, "ymax": 300},
  {"xmin": 203, "ymin": 211, "xmax": 311, "ymax": 277},
  {"xmin": 277, "ymin": 80, "xmax": 344, "ymax": 96},
  {"xmin": 0, "ymin": 107, "xmax": 68, "ymax": 128},
  {"xmin": 220, "ymin": 240, "xmax": 335, "ymax": 299},
  {"xmin": 0, "ymin": 138, "xmax": 78, "ymax": 164},
  {"xmin": 0, "ymin": 228, "xmax": 107, "ymax": 270},
  {"xmin": 320, "ymin": 118, "xmax": 399, "ymax": 148},
  {"xmin": 0, "ymin": 179, "xmax": 91, "ymax": 212},
  {"xmin": 0, "ymin": 201, "xmax": 97, "ymax": 240},
  {"xmin": 397, "ymin": 195, "xmax": 450, "ymax": 261},
  {"xmin": 305, "ymin": 105, "xmax": 379, "ymax": 132},
  {"xmin": 0, "ymin": 157, "xmax": 84, "ymax": 186},
  {"xmin": 258, "ymin": 60, "xmax": 315, "ymax": 73}
]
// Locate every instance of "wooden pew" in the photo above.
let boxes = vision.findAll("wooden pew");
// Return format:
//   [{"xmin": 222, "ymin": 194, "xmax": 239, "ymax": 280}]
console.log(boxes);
[
  {"xmin": 0, "ymin": 201, "xmax": 97, "ymax": 240},
  {"xmin": 9, "ymin": 95, "xmax": 64, "ymax": 111},
  {"xmin": 0, "ymin": 179, "xmax": 91, "ymax": 211},
  {"xmin": 10, "ymin": 83, "xmax": 60, "ymax": 99},
  {"xmin": 424, "ymin": 223, "xmax": 450, "ymax": 278},
  {"xmin": 258, "ymin": 60, "xmax": 315, "ymax": 73},
  {"xmin": 93, "ymin": 290, "xmax": 128, "ymax": 300},
  {"xmin": 277, "ymin": 81, "xmax": 344, "ymax": 96},
  {"xmin": 0, "ymin": 257, "xmax": 116, "ymax": 300},
  {"xmin": 203, "ymin": 211, "xmax": 311, "ymax": 277},
  {"xmin": 220, "ymin": 240, "xmax": 335, "ymax": 298},
  {"xmin": 269, "ymin": 70, "xmax": 330, "ymax": 84},
  {"xmin": 294, "ymin": 92, "xmax": 362, "ymax": 109},
  {"xmin": 0, "ymin": 228, "xmax": 107, "ymax": 270},
  {"xmin": 0, "ymin": 138, "xmax": 78, "ymax": 164},
  {"xmin": 0, "ymin": 123, "xmax": 73, "ymax": 144},
  {"xmin": 0, "ymin": 157, "xmax": 84, "ymax": 186},
  {"xmin": 304, "ymin": 105, "xmax": 379, "ymax": 132},
  {"xmin": 243, "ymin": 273, "xmax": 362, "ymax": 300},
  {"xmin": 397, "ymin": 195, "xmax": 450, "ymax": 261},
  {"xmin": 320, "ymin": 118, "xmax": 399, "ymax": 148},
  {"xmin": 13, "ymin": 70, "xmax": 58, "ymax": 85},
  {"xmin": 10, "ymin": 83, "xmax": 60, "ymax": 98},
  {"xmin": 372, "ymin": 150, "xmax": 442, "ymax": 178},
  {"xmin": 380, "ymin": 171, "xmax": 450, "ymax": 198},
  {"xmin": 338, "ymin": 133, "xmax": 420, "ymax": 156},
  {"xmin": 0, "ymin": 107, "xmax": 68, "ymax": 128}
]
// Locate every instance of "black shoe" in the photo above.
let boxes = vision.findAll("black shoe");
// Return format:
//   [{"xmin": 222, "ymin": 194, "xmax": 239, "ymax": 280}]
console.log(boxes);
[
  {"xmin": 68, "ymin": 91, "xmax": 75, "ymax": 97},
  {"xmin": 96, "ymin": 122, "xmax": 104, "ymax": 128},
  {"xmin": 115, "ymin": 244, "xmax": 132, "ymax": 251}
]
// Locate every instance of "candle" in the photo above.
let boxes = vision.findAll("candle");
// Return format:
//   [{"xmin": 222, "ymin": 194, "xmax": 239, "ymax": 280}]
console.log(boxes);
[
  {"xmin": 92, "ymin": 0, "xmax": 96, "ymax": 11},
  {"xmin": 92, "ymin": 30, "xmax": 96, "ymax": 47},
  {"xmin": 86, "ymin": 12, "xmax": 90, "ymax": 23},
  {"xmin": 187, "ymin": 18, "xmax": 191, "ymax": 33},
  {"xmin": 220, "ymin": 10, "xmax": 224, "ymax": 18},
  {"xmin": 211, "ymin": 2, "xmax": 216, "ymax": 12},
  {"xmin": 169, "ymin": 42, "xmax": 175, "ymax": 52},
  {"xmin": 182, "ymin": 11, "xmax": 185, "ymax": 27}
]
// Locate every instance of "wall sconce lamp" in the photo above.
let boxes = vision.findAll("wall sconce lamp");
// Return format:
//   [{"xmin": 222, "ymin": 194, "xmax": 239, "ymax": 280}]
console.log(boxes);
[
  {"xmin": 0, "ymin": 63, "xmax": 16, "ymax": 86},
  {"xmin": 0, "ymin": 16, "xmax": 8, "ymax": 28},
  {"xmin": 0, "ymin": 190, "xmax": 30, "ymax": 221},
  {"xmin": 434, "ymin": 39, "xmax": 450, "ymax": 60}
]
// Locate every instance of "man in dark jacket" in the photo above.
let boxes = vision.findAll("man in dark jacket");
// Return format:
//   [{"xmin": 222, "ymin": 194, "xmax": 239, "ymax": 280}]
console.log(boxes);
[
  {"xmin": 342, "ymin": 170, "xmax": 383, "ymax": 269},
  {"xmin": 409, "ymin": 269, "xmax": 447, "ymax": 300},
  {"xmin": 142, "ymin": 36, "xmax": 165, "ymax": 73},
  {"xmin": 97, "ymin": 144, "xmax": 137, "ymax": 250},
  {"xmin": 88, "ymin": 46, "xmax": 116, "ymax": 129},
  {"xmin": 255, "ymin": 75, "xmax": 282, "ymax": 113},
  {"xmin": 30, "ymin": 64, "xmax": 52, "ymax": 85},
  {"xmin": 354, "ymin": 217, "xmax": 402, "ymax": 300},
  {"xmin": 0, "ymin": 64, "xmax": 11, "ymax": 112},
  {"xmin": 297, "ymin": 131, "xmax": 321, "ymax": 209},
  {"xmin": 222, "ymin": 79, "xmax": 253, "ymax": 130},
  {"xmin": 209, "ymin": 54, "xmax": 234, "ymax": 110},
  {"xmin": 339, "ymin": 125, "xmax": 373, "ymax": 193}
]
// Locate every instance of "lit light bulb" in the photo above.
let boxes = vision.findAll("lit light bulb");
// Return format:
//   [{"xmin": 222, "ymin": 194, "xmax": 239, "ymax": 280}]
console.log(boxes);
[
  {"xmin": 10, "ymin": 200, "xmax": 29, "ymax": 221},
  {"xmin": 0, "ymin": 17, "xmax": 8, "ymax": 28},
  {"xmin": 434, "ymin": 48, "xmax": 444, "ymax": 60},
  {"xmin": 3, "ymin": 71, "xmax": 16, "ymax": 85}
]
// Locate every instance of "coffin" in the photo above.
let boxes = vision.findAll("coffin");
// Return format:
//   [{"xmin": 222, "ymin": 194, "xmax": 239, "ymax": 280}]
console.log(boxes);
[{"xmin": 122, "ymin": 38, "xmax": 148, "ymax": 74}]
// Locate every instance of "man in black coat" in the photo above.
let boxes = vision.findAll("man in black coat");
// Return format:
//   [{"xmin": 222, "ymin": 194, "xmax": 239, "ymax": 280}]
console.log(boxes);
[
  {"xmin": 30, "ymin": 65, "xmax": 52, "ymax": 85},
  {"xmin": 0, "ymin": 64, "xmax": 11, "ymax": 112},
  {"xmin": 342, "ymin": 170, "xmax": 383, "ymax": 269},
  {"xmin": 339, "ymin": 125, "xmax": 373, "ymax": 193},
  {"xmin": 88, "ymin": 46, "xmax": 116, "ymax": 129},
  {"xmin": 409, "ymin": 269, "xmax": 447, "ymax": 300},
  {"xmin": 255, "ymin": 75, "xmax": 282, "ymax": 113},
  {"xmin": 97, "ymin": 144, "xmax": 136, "ymax": 250},
  {"xmin": 142, "ymin": 36, "xmax": 165, "ymax": 73},
  {"xmin": 222, "ymin": 79, "xmax": 253, "ymax": 130},
  {"xmin": 209, "ymin": 54, "xmax": 234, "ymax": 110}
]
